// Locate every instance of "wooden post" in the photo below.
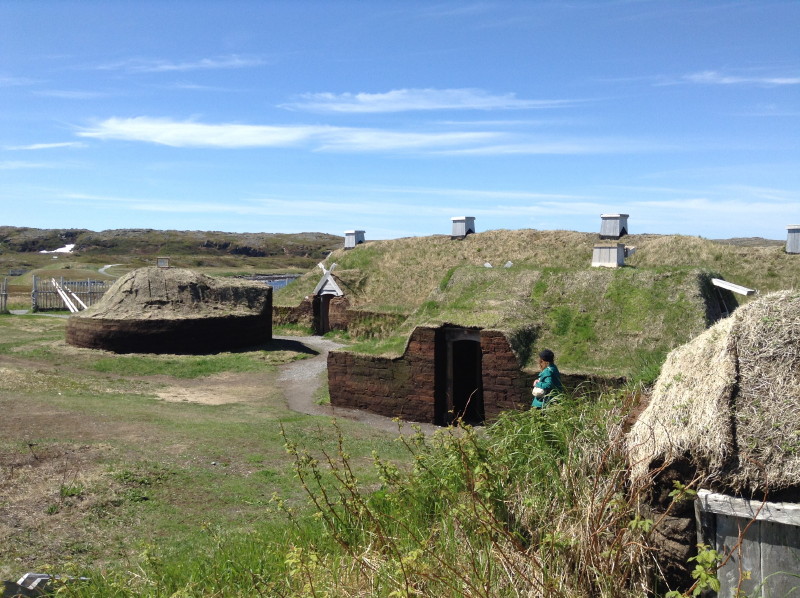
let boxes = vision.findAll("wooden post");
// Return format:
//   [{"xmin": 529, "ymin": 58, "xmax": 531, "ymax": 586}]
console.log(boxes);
[{"xmin": 31, "ymin": 275, "xmax": 38, "ymax": 312}]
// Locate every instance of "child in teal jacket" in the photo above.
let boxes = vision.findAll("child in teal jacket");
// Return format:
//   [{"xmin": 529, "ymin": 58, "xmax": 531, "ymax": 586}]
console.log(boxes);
[{"xmin": 532, "ymin": 349, "xmax": 564, "ymax": 408}]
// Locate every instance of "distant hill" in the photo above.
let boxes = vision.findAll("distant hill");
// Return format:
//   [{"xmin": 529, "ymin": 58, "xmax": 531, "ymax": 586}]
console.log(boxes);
[
  {"xmin": 0, "ymin": 226, "xmax": 342, "ymax": 258},
  {"xmin": 0, "ymin": 227, "xmax": 343, "ymax": 274}
]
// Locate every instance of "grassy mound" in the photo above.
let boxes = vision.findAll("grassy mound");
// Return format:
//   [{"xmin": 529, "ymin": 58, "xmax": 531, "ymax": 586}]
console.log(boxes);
[
  {"xmin": 406, "ymin": 266, "xmax": 722, "ymax": 376},
  {"xmin": 275, "ymin": 229, "xmax": 800, "ymax": 379},
  {"xmin": 276, "ymin": 230, "xmax": 799, "ymax": 312}
]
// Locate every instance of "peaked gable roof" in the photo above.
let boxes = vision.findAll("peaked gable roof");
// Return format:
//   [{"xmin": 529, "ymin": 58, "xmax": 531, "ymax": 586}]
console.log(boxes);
[{"xmin": 313, "ymin": 263, "xmax": 344, "ymax": 296}]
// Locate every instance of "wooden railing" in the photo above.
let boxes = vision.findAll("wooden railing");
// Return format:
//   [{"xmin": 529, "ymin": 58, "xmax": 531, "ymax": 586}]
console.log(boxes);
[{"xmin": 31, "ymin": 276, "xmax": 112, "ymax": 312}]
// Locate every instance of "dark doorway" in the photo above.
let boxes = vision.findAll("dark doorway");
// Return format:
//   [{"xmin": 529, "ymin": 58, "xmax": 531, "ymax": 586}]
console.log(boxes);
[
  {"xmin": 434, "ymin": 327, "xmax": 484, "ymax": 426},
  {"xmin": 313, "ymin": 294, "xmax": 333, "ymax": 335},
  {"xmin": 451, "ymin": 339, "xmax": 484, "ymax": 424}
]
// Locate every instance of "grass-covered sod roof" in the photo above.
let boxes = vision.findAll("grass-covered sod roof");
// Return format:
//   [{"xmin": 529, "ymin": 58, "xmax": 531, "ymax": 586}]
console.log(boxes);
[{"xmin": 276, "ymin": 229, "xmax": 800, "ymax": 379}]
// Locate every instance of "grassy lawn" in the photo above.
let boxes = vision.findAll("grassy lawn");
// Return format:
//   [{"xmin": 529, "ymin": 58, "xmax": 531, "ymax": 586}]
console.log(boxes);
[{"xmin": 0, "ymin": 314, "xmax": 410, "ymax": 581}]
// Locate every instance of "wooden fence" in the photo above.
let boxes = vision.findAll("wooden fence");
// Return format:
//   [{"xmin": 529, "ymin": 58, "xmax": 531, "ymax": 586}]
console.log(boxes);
[
  {"xmin": 0, "ymin": 278, "xmax": 7, "ymax": 313},
  {"xmin": 31, "ymin": 276, "xmax": 112, "ymax": 312},
  {"xmin": 697, "ymin": 489, "xmax": 800, "ymax": 597}
]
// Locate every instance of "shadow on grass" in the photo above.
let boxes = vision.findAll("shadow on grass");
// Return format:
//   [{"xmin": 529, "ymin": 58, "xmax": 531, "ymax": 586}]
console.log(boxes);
[{"xmin": 243, "ymin": 337, "xmax": 320, "ymax": 356}]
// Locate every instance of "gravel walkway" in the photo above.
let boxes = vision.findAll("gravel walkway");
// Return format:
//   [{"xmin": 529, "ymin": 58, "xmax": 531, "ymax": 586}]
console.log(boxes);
[{"xmin": 275, "ymin": 335, "xmax": 437, "ymax": 435}]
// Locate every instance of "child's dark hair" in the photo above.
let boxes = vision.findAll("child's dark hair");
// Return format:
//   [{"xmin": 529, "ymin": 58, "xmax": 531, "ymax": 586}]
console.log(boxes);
[{"xmin": 539, "ymin": 349, "xmax": 555, "ymax": 363}]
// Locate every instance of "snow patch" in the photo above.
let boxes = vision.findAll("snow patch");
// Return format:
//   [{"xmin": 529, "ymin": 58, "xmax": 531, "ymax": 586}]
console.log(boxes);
[{"xmin": 40, "ymin": 244, "xmax": 75, "ymax": 254}]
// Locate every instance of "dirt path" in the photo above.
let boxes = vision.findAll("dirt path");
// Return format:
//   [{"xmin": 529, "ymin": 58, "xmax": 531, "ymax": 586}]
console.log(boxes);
[
  {"xmin": 275, "ymin": 335, "xmax": 437, "ymax": 435},
  {"xmin": 98, "ymin": 264, "xmax": 122, "ymax": 276}
]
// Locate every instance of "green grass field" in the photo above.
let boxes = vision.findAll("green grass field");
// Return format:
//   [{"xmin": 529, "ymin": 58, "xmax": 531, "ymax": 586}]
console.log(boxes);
[
  {"xmin": 0, "ymin": 313, "xmax": 715, "ymax": 596},
  {"xmin": 0, "ymin": 313, "xmax": 408, "ymax": 585}
]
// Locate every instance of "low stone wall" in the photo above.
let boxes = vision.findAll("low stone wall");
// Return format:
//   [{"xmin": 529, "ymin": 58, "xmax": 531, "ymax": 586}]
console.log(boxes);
[
  {"xmin": 328, "ymin": 327, "xmax": 437, "ymax": 422},
  {"xmin": 328, "ymin": 326, "xmax": 532, "ymax": 425},
  {"xmin": 274, "ymin": 298, "xmax": 407, "ymax": 337},
  {"xmin": 340, "ymin": 309, "xmax": 408, "ymax": 337},
  {"xmin": 327, "ymin": 296, "xmax": 350, "ymax": 331},
  {"xmin": 273, "ymin": 301, "xmax": 314, "ymax": 328},
  {"xmin": 480, "ymin": 330, "xmax": 533, "ymax": 420}
]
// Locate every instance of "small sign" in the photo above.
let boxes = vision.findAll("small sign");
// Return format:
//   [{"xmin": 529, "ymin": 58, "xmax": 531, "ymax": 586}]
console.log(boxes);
[{"xmin": 156, "ymin": 257, "xmax": 170, "ymax": 268}]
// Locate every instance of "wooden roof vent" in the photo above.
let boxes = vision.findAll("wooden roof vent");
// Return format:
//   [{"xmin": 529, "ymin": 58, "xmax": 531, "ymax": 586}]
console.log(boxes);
[
  {"xmin": 591, "ymin": 243, "xmax": 626, "ymax": 268},
  {"xmin": 344, "ymin": 230, "xmax": 365, "ymax": 250},
  {"xmin": 787, "ymin": 225, "xmax": 800, "ymax": 254},
  {"xmin": 600, "ymin": 213, "xmax": 629, "ymax": 239},
  {"xmin": 451, "ymin": 216, "xmax": 475, "ymax": 239}
]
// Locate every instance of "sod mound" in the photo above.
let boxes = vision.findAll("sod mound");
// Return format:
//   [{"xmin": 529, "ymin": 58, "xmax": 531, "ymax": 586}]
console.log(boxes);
[
  {"xmin": 628, "ymin": 290, "xmax": 800, "ymax": 494},
  {"xmin": 66, "ymin": 267, "xmax": 272, "ymax": 354}
]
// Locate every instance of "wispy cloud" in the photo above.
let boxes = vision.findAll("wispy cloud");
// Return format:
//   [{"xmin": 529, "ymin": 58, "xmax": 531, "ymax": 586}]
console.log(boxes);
[
  {"xmin": 0, "ymin": 74, "xmax": 38, "ymax": 87},
  {"xmin": 167, "ymin": 81, "xmax": 242, "ymax": 92},
  {"xmin": 436, "ymin": 118, "xmax": 578, "ymax": 127},
  {"xmin": 677, "ymin": 70, "xmax": 800, "ymax": 86},
  {"xmin": 97, "ymin": 54, "xmax": 266, "ymax": 73},
  {"xmin": 77, "ymin": 116, "xmax": 674, "ymax": 156},
  {"xmin": 58, "ymin": 192, "xmax": 420, "ymax": 219},
  {"xmin": 439, "ymin": 137, "xmax": 673, "ymax": 156},
  {"xmin": 0, "ymin": 161, "xmax": 53, "ymax": 170},
  {"xmin": 347, "ymin": 184, "xmax": 592, "ymax": 202},
  {"xmin": 5, "ymin": 142, "xmax": 85, "ymax": 151},
  {"xmin": 718, "ymin": 184, "xmax": 799, "ymax": 203},
  {"xmin": 76, "ymin": 117, "xmax": 502, "ymax": 151},
  {"xmin": 604, "ymin": 183, "xmax": 799, "ymax": 205},
  {"xmin": 281, "ymin": 88, "xmax": 580, "ymax": 113},
  {"xmin": 78, "ymin": 117, "xmax": 333, "ymax": 148},
  {"xmin": 419, "ymin": 3, "xmax": 495, "ymax": 19},
  {"xmin": 35, "ymin": 89, "xmax": 112, "ymax": 100},
  {"xmin": 633, "ymin": 196, "xmax": 797, "ymax": 217},
  {"xmin": 317, "ymin": 129, "xmax": 499, "ymax": 152},
  {"xmin": 737, "ymin": 104, "xmax": 800, "ymax": 117}
]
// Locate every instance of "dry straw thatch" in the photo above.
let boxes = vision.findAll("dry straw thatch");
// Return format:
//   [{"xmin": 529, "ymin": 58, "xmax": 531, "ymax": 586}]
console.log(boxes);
[{"xmin": 628, "ymin": 290, "xmax": 800, "ymax": 494}]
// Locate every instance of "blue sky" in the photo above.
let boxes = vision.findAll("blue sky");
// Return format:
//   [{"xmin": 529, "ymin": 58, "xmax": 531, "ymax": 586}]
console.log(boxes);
[{"xmin": 1, "ymin": 1, "xmax": 798, "ymax": 240}]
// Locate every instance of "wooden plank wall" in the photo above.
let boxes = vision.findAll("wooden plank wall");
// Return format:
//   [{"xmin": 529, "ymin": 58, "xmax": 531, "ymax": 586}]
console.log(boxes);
[
  {"xmin": 31, "ymin": 276, "xmax": 112, "ymax": 311},
  {"xmin": 697, "ymin": 490, "xmax": 800, "ymax": 597},
  {"xmin": 787, "ymin": 228, "xmax": 800, "ymax": 254}
]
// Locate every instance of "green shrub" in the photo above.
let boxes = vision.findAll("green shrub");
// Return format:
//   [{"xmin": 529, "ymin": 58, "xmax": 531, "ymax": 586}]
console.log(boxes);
[{"xmin": 265, "ymin": 393, "xmax": 655, "ymax": 597}]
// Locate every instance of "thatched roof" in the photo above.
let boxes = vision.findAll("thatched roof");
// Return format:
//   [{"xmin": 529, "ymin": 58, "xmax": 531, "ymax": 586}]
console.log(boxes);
[
  {"xmin": 75, "ymin": 267, "xmax": 270, "ymax": 320},
  {"xmin": 628, "ymin": 290, "xmax": 800, "ymax": 493}
]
